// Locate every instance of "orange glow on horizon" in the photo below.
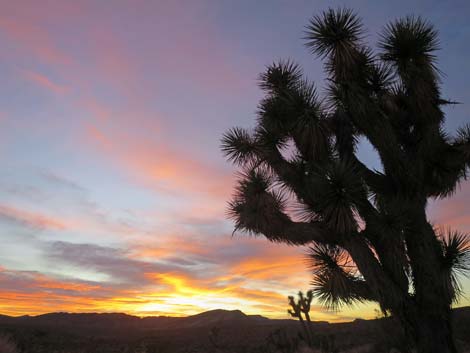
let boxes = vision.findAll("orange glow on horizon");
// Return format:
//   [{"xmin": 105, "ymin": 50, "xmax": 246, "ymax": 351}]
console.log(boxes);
[{"xmin": 0, "ymin": 257, "xmax": 380, "ymax": 323}]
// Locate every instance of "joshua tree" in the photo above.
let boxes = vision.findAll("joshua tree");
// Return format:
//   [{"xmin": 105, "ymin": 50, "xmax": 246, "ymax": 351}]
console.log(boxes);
[
  {"xmin": 288, "ymin": 291, "xmax": 314, "ymax": 346},
  {"xmin": 221, "ymin": 8, "xmax": 470, "ymax": 353}
]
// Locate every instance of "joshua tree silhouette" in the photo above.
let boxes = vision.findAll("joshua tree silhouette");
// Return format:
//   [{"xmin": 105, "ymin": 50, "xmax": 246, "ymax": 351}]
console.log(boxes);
[
  {"xmin": 222, "ymin": 8, "xmax": 470, "ymax": 353},
  {"xmin": 288, "ymin": 291, "xmax": 314, "ymax": 347}
]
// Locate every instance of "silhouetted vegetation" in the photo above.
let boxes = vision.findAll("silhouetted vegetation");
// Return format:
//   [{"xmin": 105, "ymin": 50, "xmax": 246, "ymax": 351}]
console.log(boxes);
[
  {"xmin": 222, "ymin": 8, "xmax": 470, "ymax": 353},
  {"xmin": 288, "ymin": 291, "xmax": 339, "ymax": 353},
  {"xmin": 0, "ymin": 334, "xmax": 18, "ymax": 353},
  {"xmin": 288, "ymin": 291, "xmax": 314, "ymax": 346}
]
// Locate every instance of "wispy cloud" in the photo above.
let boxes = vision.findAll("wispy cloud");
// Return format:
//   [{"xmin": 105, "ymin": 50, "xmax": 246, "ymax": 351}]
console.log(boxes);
[
  {"xmin": 0, "ymin": 17, "xmax": 71, "ymax": 66},
  {"xmin": 84, "ymin": 121, "xmax": 234, "ymax": 205},
  {"xmin": 0, "ymin": 205, "xmax": 68, "ymax": 231},
  {"xmin": 45, "ymin": 241, "xmax": 174, "ymax": 286},
  {"xmin": 21, "ymin": 70, "xmax": 68, "ymax": 94}
]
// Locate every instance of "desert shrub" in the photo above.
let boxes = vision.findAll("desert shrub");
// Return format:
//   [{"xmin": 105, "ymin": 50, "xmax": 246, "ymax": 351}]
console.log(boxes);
[
  {"xmin": 0, "ymin": 334, "xmax": 19, "ymax": 353},
  {"xmin": 265, "ymin": 328, "xmax": 300, "ymax": 353}
]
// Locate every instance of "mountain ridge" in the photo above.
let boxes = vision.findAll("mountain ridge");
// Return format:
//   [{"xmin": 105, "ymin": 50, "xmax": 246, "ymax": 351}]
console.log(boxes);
[
  {"xmin": 0, "ymin": 308, "xmax": 279, "ymax": 323},
  {"xmin": 0, "ymin": 308, "xmax": 297, "ymax": 331},
  {"xmin": 0, "ymin": 307, "xmax": 468, "ymax": 352},
  {"xmin": 2, "ymin": 306, "xmax": 469, "ymax": 325}
]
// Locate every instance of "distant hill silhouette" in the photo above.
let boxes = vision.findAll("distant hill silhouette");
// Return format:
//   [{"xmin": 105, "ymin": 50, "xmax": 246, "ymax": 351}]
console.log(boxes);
[
  {"xmin": 0, "ymin": 308, "xmax": 323, "ymax": 332},
  {"xmin": 0, "ymin": 307, "xmax": 469, "ymax": 352}
]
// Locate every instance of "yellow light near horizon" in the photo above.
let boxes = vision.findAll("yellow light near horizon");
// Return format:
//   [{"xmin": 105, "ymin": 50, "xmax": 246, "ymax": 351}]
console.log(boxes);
[{"xmin": 137, "ymin": 273, "xmax": 268, "ymax": 316}]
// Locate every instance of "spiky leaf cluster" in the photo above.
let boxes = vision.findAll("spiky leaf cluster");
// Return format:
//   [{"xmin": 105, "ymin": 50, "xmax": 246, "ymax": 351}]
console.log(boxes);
[
  {"xmin": 308, "ymin": 244, "xmax": 373, "ymax": 309},
  {"xmin": 438, "ymin": 228, "xmax": 470, "ymax": 302}
]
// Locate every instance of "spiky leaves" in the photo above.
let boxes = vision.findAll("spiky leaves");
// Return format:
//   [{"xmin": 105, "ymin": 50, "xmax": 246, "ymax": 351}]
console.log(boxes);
[
  {"xmin": 228, "ymin": 168, "xmax": 286, "ymax": 236},
  {"xmin": 258, "ymin": 61, "xmax": 331, "ymax": 163},
  {"xmin": 423, "ymin": 141, "xmax": 468, "ymax": 199},
  {"xmin": 380, "ymin": 16, "xmax": 441, "ymax": 122},
  {"xmin": 455, "ymin": 124, "xmax": 470, "ymax": 148},
  {"xmin": 441, "ymin": 230, "xmax": 470, "ymax": 276},
  {"xmin": 380, "ymin": 16, "xmax": 439, "ymax": 72},
  {"xmin": 259, "ymin": 60, "xmax": 303, "ymax": 94},
  {"xmin": 286, "ymin": 81, "xmax": 331, "ymax": 163},
  {"xmin": 438, "ymin": 229, "xmax": 470, "ymax": 302},
  {"xmin": 309, "ymin": 244, "xmax": 374, "ymax": 309},
  {"xmin": 305, "ymin": 8, "xmax": 369, "ymax": 83},
  {"xmin": 221, "ymin": 127, "xmax": 257, "ymax": 166},
  {"xmin": 305, "ymin": 8, "xmax": 363, "ymax": 59},
  {"xmin": 228, "ymin": 168, "xmax": 329, "ymax": 245},
  {"xmin": 454, "ymin": 124, "xmax": 470, "ymax": 165},
  {"xmin": 306, "ymin": 160, "xmax": 368, "ymax": 235},
  {"xmin": 367, "ymin": 62, "xmax": 395, "ymax": 96}
]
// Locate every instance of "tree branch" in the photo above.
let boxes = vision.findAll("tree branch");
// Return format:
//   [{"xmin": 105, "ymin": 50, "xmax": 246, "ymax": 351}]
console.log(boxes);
[
  {"xmin": 341, "ymin": 235, "xmax": 409, "ymax": 311},
  {"xmin": 235, "ymin": 198, "xmax": 332, "ymax": 245},
  {"xmin": 230, "ymin": 173, "xmax": 333, "ymax": 245}
]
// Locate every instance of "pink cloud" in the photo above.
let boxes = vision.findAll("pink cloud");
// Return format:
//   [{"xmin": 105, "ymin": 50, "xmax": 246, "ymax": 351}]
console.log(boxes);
[
  {"xmin": 21, "ymin": 70, "xmax": 68, "ymax": 94},
  {"xmin": 85, "ymin": 123, "xmax": 113, "ymax": 149},
  {"xmin": 84, "ymin": 122, "xmax": 234, "ymax": 204},
  {"xmin": 428, "ymin": 181, "xmax": 470, "ymax": 232},
  {"xmin": 0, "ymin": 17, "xmax": 71, "ymax": 66},
  {"xmin": 0, "ymin": 204, "xmax": 69, "ymax": 231},
  {"xmin": 81, "ymin": 98, "xmax": 112, "ymax": 122}
]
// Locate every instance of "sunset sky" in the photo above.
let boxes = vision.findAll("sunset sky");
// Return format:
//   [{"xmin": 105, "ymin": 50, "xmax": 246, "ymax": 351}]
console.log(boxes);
[{"xmin": 0, "ymin": 0, "xmax": 469, "ymax": 322}]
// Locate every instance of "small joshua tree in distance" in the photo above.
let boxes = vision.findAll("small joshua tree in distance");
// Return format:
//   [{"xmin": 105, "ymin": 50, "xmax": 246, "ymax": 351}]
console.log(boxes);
[{"xmin": 288, "ymin": 290, "xmax": 314, "ymax": 347}]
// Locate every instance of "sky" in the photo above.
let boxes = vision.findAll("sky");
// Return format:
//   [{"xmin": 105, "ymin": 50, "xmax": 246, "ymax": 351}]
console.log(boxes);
[{"xmin": 0, "ymin": 0, "xmax": 469, "ymax": 322}]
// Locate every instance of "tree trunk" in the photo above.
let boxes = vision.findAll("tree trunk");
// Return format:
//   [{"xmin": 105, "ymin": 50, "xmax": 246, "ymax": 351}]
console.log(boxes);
[
  {"xmin": 298, "ymin": 315, "xmax": 313, "ymax": 347},
  {"xmin": 399, "ymin": 203, "xmax": 458, "ymax": 353},
  {"xmin": 303, "ymin": 312, "xmax": 315, "ymax": 347},
  {"xmin": 415, "ymin": 311, "xmax": 456, "ymax": 353},
  {"xmin": 399, "ymin": 306, "xmax": 456, "ymax": 353}
]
